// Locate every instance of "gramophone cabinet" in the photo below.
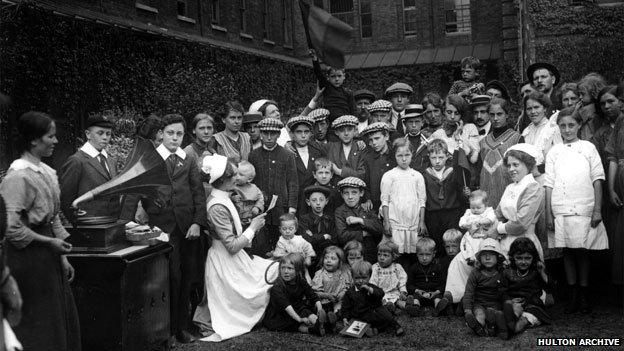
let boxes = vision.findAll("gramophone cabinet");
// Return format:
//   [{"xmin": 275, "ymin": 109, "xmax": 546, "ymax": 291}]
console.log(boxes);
[{"xmin": 68, "ymin": 243, "xmax": 172, "ymax": 351}]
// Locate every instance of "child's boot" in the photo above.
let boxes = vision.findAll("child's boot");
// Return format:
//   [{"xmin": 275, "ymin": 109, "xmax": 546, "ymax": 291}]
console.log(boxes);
[
  {"xmin": 578, "ymin": 286, "xmax": 591, "ymax": 314},
  {"xmin": 465, "ymin": 312, "xmax": 486, "ymax": 336},
  {"xmin": 434, "ymin": 296, "xmax": 449, "ymax": 316},
  {"xmin": 405, "ymin": 296, "xmax": 420, "ymax": 317},
  {"xmin": 316, "ymin": 310, "xmax": 327, "ymax": 336},
  {"xmin": 502, "ymin": 301, "xmax": 517, "ymax": 332},
  {"xmin": 564, "ymin": 284, "xmax": 579, "ymax": 314},
  {"xmin": 494, "ymin": 310, "xmax": 509, "ymax": 340},
  {"xmin": 484, "ymin": 308, "xmax": 497, "ymax": 337}
]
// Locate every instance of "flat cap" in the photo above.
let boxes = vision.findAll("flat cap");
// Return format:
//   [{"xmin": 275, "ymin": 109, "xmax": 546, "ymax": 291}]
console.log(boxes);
[
  {"xmin": 367, "ymin": 99, "xmax": 393, "ymax": 113},
  {"xmin": 332, "ymin": 115, "xmax": 359, "ymax": 129},
  {"xmin": 257, "ymin": 117, "xmax": 284, "ymax": 131},
  {"xmin": 243, "ymin": 111, "xmax": 263, "ymax": 124},
  {"xmin": 469, "ymin": 94, "xmax": 492, "ymax": 107},
  {"xmin": 526, "ymin": 62, "xmax": 560, "ymax": 86},
  {"xmin": 337, "ymin": 176, "xmax": 367, "ymax": 190},
  {"xmin": 402, "ymin": 104, "xmax": 425, "ymax": 120},
  {"xmin": 385, "ymin": 82, "xmax": 413, "ymax": 97},
  {"xmin": 86, "ymin": 114, "xmax": 113, "ymax": 129},
  {"xmin": 353, "ymin": 89, "xmax": 376, "ymax": 102},
  {"xmin": 360, "ymin": 121, "xmax": 389, "ymax": 137},
  {"xmin": 308, "ymin": 108, "xmax": 330, "ymax": 122},
  {"xmin": 303, "ymin": 184, "xmax": 332, "ymax": 198},
  {"xmin": 286, "ymin": 115, "xmax": 314, "ymax": 130}
]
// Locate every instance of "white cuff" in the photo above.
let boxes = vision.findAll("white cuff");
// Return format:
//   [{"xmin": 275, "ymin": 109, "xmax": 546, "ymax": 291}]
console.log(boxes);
[
  {"xmin": 308, "ymin": 99, "xmax": 317, "ymax": 110},
  {"xmin": 242, "ymin": 227, "xmax": 255, "ymax": 244},
  {"xmin": 496, "ymin": 222, "xmax": 507, "ymax": 235}
]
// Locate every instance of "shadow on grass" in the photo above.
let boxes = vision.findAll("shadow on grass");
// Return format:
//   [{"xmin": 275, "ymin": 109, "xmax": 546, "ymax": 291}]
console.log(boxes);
[{"xmin": 175, "ymin": 303, "xmax": 623, "ymax": 351}]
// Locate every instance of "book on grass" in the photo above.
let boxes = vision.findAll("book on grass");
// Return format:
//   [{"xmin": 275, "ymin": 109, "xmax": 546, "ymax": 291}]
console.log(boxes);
[{"xmin": 339, "ymin": 320, "xmax": 369, "ymax": 338}]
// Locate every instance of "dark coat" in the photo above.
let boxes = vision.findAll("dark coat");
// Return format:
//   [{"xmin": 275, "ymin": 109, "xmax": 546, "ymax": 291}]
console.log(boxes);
[
  {"xmin": 326, "ymin": 141, "xmax": 365, "ymax": 180},
  {"xmin": 293, "ymin": 142, "xmax": 327, "ymax": 211},
  {"xmin": 59, "ymin": 150, "xmax": 120, "ymax": 219}
]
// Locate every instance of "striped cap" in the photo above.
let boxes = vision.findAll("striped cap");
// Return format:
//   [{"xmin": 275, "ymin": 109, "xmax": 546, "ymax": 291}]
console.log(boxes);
[
  {"xmin": 337, "ymin": 176, "xmax": 367, "ymax": 190},
  {"xmin": 367, "ymin": 99, "xmax": 393, "ymax": 113},
  {"xmin": 385, "ymin": 82, "xmax": 413, "ymax": 96},
  {"xmin": 469, "ymin": 94, "xmax": 492, "ymax": 107},
  {"xmin": 332, "ymin": 115, "xmax": 359, "ymax": 129},
  {"xmin": 360, "ymin": 121, "xmax": 389, "ymax": 136},
  {"xmin": 402, "ymin": 104, "xmax": 425, "ymax": 120},
  {"xmin": 257, "ymin": 117, "xmax": 284, "ymax": 131},
  {"xmin": 286, "ymin": 115, "xmax": 315, "ymax": 130},
  {"xmin": 308, "ymin": 108, "xmax": 330, "ymax": 122}
]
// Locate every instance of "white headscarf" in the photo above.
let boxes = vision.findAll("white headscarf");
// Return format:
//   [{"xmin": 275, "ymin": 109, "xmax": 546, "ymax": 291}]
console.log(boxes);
[{"xmin": 201, "ymin": 154, "xmax": 228, "ymax": 184}]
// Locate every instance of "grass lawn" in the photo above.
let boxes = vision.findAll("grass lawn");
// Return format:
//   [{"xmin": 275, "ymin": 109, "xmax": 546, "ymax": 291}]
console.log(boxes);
[{"xmin": 174, "ymin": 301, "xmax": 623, "ymax": 350}]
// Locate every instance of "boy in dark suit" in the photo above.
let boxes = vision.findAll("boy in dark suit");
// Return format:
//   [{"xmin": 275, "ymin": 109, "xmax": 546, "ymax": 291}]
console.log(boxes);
[
  {"xmin": 60, "ymin": 114, "xmax": 120, "ymax": 219},
  {"xmin": 122, "ymin": 114, "xmax": 207, "ymax": 343},
  {"xmin": 402, "ymin": 104, "xmax": 430, "ymax": 173},
  {"xmin": 326, "ymin": 115, "xmax": 365, "ymax": 181}
]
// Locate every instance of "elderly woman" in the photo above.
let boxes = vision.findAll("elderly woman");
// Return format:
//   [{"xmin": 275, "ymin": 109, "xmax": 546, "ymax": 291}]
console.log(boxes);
[
  {"xmin": 0, "ymin": 112, "xmax": 81, "ymax": 350},
  {"xmin": 213, "ymin": 101, "xmax": 251, "ymax": 163},
  {"xmin": 193, "ymin": 155, "xmax": 277, "ymax": 342},
  {"xmin": 492, "ymin": 144, "xmax": 545, "ymax": 259}
]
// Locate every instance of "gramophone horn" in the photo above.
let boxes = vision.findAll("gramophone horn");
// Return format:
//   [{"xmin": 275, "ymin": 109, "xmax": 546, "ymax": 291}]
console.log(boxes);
[{"xmin": 71, "ymin": 137, "xmax": 171, "ymax": 208}]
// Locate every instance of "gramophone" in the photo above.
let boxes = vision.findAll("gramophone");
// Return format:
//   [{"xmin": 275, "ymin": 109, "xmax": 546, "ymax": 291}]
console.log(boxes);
[{"xmin": 66, "ymin": 137, "xmax": 171, "ymax": 253}]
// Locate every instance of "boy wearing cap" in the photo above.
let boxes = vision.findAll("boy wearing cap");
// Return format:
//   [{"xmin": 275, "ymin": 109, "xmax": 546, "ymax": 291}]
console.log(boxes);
[
  {"xmin": 60, "ymin": 114, "xmax": 120, "ymax": 219},
  {"xmin": 368, "ymin": 100, "xmax": 402, "ymax": 143},
  {"xmin": 335, "ymin": 177, "xmax": 383, "ymax": 263},
  {"xmin": 402, "ymin": 104, "xmax": 430, "ymax": 173},
  {"xmin": 308, "ymin": 108, "xmax": 331, "ymax": 144},
  {"xmin": 287, "ymin": 116, "xmax": 328, "ymax": 212},
  {"xmin": 361, "ymin": 122, "xmax": 396, "ymax": 213},
  {"xmin": 299, "ymin": 185, "xmax": 336, "ymax": 264},
  {"xmin": 385, "ymin": 82, "xmax": 413, "ymax": 136},
  {"xmin": 249, "ymin": 118, "xmax": 299, "ymax": 256},
  {"xmin": 243, "ymin": 111, "xmax": 263, "ymax": 150},
  {"xmin": 327, "ymin": 115, "xmax": 366, "ymax": 181},
  {"xmin": 310, "ymin": 50, "xmax": 356, "ymax": 125}
]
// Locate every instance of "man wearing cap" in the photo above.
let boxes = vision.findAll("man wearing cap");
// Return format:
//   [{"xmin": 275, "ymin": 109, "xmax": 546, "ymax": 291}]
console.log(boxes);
[
  {"xmin": 249, "ymin": 118, "xmax": 299, "ymax": 256},
  {"xmin": 361, "ymin": 122, "xmax": 396, "ymax": 212},
  {"xmin": 60, "ymin": 114, "xmax": 120, "ymax": 219},
  {"xmin": 286, "ymin": 116, "xmax": 327, "ymax": 212},
  {"xmin": 402, "ymin": 104, "xmax": 430, "ymax": 172},
  {"xmin": 485, "ymin": 80, "xmax": 511, "ymax": 102},
  {"xmin": 527, "ymin": 62, "xmax": 560, "ymax": 103},
  {"xmin": 327, "ymin": 115, "xmax": 366, "ymax": 180},
  {"xmin": 354, "ymin": 89, "xmax": 375, "ymax": 133},
  {"xmin": 243, "ymin": 111, "xmax": 263, "ymax": 150},
  {"xmin": 470, "ymin": 95, "xmax": 493, "ymax": 139},
  {"xmin": 385, "ymin": 82, "xmax": 413, "ymax": 136}
]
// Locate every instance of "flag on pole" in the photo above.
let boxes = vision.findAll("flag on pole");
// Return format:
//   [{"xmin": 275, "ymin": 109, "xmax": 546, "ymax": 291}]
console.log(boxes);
[
  {"xmin": 453, "ymin": 148, "xmax": 472, "ymax": 188},
  {"xmin": 299, "ymin": 0, "xmax": 353, "ymax": 68}
]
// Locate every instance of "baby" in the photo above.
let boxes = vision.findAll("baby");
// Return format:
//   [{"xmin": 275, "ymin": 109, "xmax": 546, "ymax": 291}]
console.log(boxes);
[
  {"xmin": 232, "ymin": 161, "xmax": 265, "ymax": 226},
  {"xmin": 458, "ymin": 190, "xmax": 497, "ymax": 265},
  {"xmin": 273, "ymin": 213, "xmax": 316, "ymax": 282}
]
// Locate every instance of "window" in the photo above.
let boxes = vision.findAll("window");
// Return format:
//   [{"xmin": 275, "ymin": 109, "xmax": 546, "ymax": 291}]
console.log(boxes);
[
  {"xmin": 445, "ymin": 0, "xmax": 471, "ymax": 34},
  {"xmin": 177, "ymin": 0, "xmax": 186, "ymax": 16},
  {"xmin": 403, "ymin": 0, "xmax": 417, "ymax": 36},
  {"xmin": 240, "ymin": 0, "xmax": 247, "ymax": 32},
  {"xmin": 210, "ymin": 0, "xmax": 220, "ymax": 25},
  {"xmin": 283, "ymin": 0, "xmax": 293, "ymax": 46},
  {"xmin": 330, "ymin": 0, "xmax": 354, "ymax": 28},
  {"xmin": 360, "ymin": 0, "xmax": 372, "ymax": 38},
  {"xmin": 262, "ymin": 0, "xmax": 270, "ymax": 39}
]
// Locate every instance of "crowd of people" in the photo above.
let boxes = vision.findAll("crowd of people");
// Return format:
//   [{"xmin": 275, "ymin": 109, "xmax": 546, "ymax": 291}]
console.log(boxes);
[{"xmin": 0, "ymin": 54, "xmax": 623, "ymax": 349}]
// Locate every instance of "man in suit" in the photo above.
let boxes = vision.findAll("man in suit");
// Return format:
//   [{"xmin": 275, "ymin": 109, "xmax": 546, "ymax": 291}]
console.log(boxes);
[
  {"xmin": 122, "ymin": 114, "xmax": 207, "ymax": 343},
  {"xmin": 60, "ymin": 114, "xmax": 120, "ymax": 219}
]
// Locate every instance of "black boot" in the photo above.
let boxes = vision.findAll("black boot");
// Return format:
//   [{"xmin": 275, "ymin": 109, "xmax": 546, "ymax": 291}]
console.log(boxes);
[
  {"xmin": 564, "ymin": 284, "xmax": 578, "ymax": 314},
  {"xmin": 578, "ymin": 286, "xmax": 591, "ymax": 314}
]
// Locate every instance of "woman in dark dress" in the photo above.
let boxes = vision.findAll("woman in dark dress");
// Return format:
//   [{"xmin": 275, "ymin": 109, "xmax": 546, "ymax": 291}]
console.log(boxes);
[{"xmin": 0, "ymin": 112, "xmax": 81, "ymax": 351}]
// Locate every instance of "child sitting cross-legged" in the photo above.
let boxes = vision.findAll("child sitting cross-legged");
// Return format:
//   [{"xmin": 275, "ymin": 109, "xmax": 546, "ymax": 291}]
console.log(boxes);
[
  {"xmin": 298, "ymin": 185, "xmax": 336, "ymax": 267},
  {"xmin": 272, "ymin": 213, "xmax": 316, "ymax": 282},
  {"xmin": 501, "ymin": 237, "xmax": 552, "ymax": 336},
  {"xmin": 263, "ymin": 253, "xmax": 328, "ymax": 336},
  {"xmin": 463, "ymin": 238, "xmax": 508, "ymax": 339},
  {"xmin": 369, "ymin": 241, "xmax": 408, "ymax": 315},
  {"xmin": 312, "ymin": 246, "xmax": 353, "ymax": 333},
  {"xmin": 405, "ymin": 238, "xmax": 451, "ymax": 317},
  {"xmin": 342, "ymin": 260, "xmax": 405, "ymax": 337}
]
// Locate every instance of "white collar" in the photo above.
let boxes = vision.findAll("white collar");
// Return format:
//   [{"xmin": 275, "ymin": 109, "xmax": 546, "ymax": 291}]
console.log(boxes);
[
  {"xmin": 9, "ymin": 158, "xmax": 56, "ymax": 176},
  {"xmin": 80, "ymin": 142, "xmax": 107, "ymax": 158},
  {"xmin": 156, "ymin": 143, "xmax": 186, "ymax": 161},
  {"xmin": 478, "ymin": 121, "xmax": 491, "ymax": 133},
  {"xmin": 211, "ymin": 188, "xmax": 230, "ymax": 199},
  {"xmin": 514, "ymin": 173, "xmax": 536, "ymax": 186}
]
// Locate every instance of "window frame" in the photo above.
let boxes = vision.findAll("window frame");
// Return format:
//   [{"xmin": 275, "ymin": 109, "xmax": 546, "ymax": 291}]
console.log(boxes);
[
  {"xmin": 403, "ymin": 0, "xmax": 418, "ymax": 37},
  {"xmin": 359, "ymin": 0, "xmax": 372, "ymax": 39},
  {"xmin": 444, "ymin": 0, "xmax": 471, "ymax": 35}
]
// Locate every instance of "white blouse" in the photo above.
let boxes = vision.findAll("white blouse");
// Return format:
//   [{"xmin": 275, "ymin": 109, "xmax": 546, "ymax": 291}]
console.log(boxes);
[{"xmin": 522, "ymin": 117, "xmax": 562, "ymax": 159}]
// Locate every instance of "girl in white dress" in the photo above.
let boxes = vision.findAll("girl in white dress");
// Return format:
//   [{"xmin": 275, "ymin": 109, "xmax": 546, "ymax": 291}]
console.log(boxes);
[
  {"xmin": 380, "ymin": 138, "xmax": 427, "ymax": 269},
  {"xmin": 193, "ymin": 155, "xmax": 278, "ymax": 342},
  {"xmin": 544, "ymin": 108, "xmax": 608, "ymax": 314}
]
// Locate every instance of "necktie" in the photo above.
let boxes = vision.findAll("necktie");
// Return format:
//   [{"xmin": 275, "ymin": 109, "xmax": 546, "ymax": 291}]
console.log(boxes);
[
  {"xmin": 167, "ymin": 154, "xmax": 177, "ymax": 176},
  {"xmin": 98, "ymin": 153, "xmax": 110, "ymax": 178}
]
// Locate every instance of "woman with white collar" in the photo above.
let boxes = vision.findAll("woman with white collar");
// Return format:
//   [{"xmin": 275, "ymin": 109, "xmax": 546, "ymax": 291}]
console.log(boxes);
[
  {"xmin": 492, "ymin": 143, "xmax": 545, "ymax": 259},
  {"xmin": 193, "ymin": 155, "xmax": 278, "ymax": 342}
]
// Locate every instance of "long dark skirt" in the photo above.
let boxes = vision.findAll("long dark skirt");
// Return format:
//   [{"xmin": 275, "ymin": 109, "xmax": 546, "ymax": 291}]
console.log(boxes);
[
  {"xmin": 612, "ymin": 163, "xmax": 624, "ymax": 285},
  {"xmin": 7, "ymin": 240, "xmax": 81, "ymax": 351}
]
